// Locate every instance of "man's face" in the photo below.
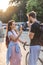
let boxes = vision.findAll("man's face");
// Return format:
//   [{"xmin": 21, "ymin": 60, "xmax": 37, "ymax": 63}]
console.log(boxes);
[{"xmin": 28, "ymin": 16, "xmax": 32, "ymax": 23}]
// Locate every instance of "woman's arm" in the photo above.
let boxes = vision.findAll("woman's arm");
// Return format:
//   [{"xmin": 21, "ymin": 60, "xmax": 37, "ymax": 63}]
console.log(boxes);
[
  {"xmin": 9, "ymin": 31, "xmax": 22, "ymax": 42},
  {"xmin": 18, "ymin": 38, "xmax": 27, "ymax": 44},
  {"xmin": 9, "ymin": 25, "xmax": 23, "ymax": 42}
]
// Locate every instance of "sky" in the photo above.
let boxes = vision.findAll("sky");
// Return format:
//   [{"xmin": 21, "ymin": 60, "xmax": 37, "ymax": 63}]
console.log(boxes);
[{"xmin": 0, "ymin": 0, "xmax": 10, "ymax": 11}]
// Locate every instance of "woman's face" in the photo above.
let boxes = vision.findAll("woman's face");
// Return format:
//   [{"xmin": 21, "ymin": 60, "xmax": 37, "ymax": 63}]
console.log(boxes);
[{"xmin": 12, "ymin": 22, "xmax": 16, "ymax": 30}]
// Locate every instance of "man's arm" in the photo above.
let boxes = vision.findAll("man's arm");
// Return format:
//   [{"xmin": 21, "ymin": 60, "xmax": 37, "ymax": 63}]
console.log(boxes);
[
  {"xmin": 29, "ymin": 23, "xmax": 36, "ymax": 40},
  {"xmin": 29, "ymin": 32, "xmax": 35, "ymax": 39}
]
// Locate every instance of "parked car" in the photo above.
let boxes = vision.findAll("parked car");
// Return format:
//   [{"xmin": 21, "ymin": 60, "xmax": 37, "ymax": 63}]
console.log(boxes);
[
  {"xmin": 20, "ymin": 22, "xmax": 29, "ymax": 31},
  {"xmin": 2, "ymin": 23, "xmax": 7, "ymax": 29},
  {"xmin": 15, "ymin": 24, "xmax": 20, "ymax": 31}
]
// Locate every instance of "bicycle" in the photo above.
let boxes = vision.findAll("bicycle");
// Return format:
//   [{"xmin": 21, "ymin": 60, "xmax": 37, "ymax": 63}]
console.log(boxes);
[{"xmin": 23, "ymin": 43, "xmax": 43, "ymax": 65}]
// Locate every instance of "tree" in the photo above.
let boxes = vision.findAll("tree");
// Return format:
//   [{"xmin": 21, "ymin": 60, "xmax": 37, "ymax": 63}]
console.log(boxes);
[
  {"xmin": 0, "ymin": 6, "xmax": 18, "ymax": 23},
  {"xmin": 11, "ymin": 14, "xmax": 18, "ymax": 22},
  {"xmin": 9, "ymin": 0, "xmax": 28, "ymax": 22},
  {"xmin": 26, "ymin": 0, "xmax": 43, "ymax": 22},
  {"xmin": 9, "ymin": 0, "xmax": 27, "ymax": 4}
]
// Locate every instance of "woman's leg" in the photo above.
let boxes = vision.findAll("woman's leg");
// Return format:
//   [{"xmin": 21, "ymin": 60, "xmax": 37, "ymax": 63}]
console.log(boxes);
[{"xmin": 10, "ymin": 46, "xmax": 21, "ymax": 65}]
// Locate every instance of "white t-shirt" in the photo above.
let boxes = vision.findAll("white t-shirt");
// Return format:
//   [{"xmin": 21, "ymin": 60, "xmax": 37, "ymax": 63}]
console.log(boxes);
[
  {"xmin": 8, "ymin": 30, "xmax": 18, "ymax": 38},
  {"xmin": 8, "ymin": 30, "xmax": 18, "ymax": 44}
]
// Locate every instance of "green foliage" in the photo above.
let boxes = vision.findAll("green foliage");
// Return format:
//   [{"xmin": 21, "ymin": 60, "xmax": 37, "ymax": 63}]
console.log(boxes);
[
  {"xmin": 0, "ymin": 6, "xmax": 18, "ymax": 23},
  {"xmin": 11, "ymin": 14, "xmax": 18, "ymax": 22},
  {"xmin": 9, "ymin": 0, "xmax": 28, "ymax": 3},
  {"xmin": 9, "ymin": 0, "xmax": 28, "ymax": 22},
  {"xmin": 26, "ymin": 0, "xmax": 43, "ymax": 22}
]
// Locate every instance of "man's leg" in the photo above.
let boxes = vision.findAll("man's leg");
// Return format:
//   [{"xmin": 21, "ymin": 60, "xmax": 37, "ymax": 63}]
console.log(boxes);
[
  {"xmin": 34, "ymin": 46, "xmax": 41, "ymax": 63},
  {"xmin": 29, "ymin": 46, "xmax": 40, "ymax": 65}
]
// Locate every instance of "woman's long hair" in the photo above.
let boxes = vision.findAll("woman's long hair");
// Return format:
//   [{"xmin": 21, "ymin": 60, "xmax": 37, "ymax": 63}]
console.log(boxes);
[
  {"xmin": 8, "ymin": 20, "xmax": 13, "ymax": 31},
  {"xmin": 6, "ymin": 20, "xmax": 14, "ymax": 48}
]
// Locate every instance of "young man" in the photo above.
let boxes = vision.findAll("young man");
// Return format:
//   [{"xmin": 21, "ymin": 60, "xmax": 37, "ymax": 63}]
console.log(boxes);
[{"xmin": 28, "ymin": 11, "xmax": 41, "ymax": 65}]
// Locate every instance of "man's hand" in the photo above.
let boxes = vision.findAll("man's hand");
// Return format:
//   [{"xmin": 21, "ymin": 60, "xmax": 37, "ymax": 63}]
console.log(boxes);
[{"xmin": 19, "ymin": 25, "xmax": 23, "ymax": 34}]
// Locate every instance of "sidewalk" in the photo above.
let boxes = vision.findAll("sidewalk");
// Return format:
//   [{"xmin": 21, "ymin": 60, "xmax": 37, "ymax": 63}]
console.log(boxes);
[
  {"xmin": 0, "ymin": 31, "xmax": 43, "ymax": 65},
  {"xmin": 0, "ymin": 40, "xmax": 7, "ymax": 65},
  {"xmin": 0, "ymin": 38, "xmax": 29, "ymax": 65}
]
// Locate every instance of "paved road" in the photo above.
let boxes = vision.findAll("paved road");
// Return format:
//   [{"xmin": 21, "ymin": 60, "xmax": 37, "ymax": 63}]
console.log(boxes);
[{"xmin": 0, "ymin": 31, "xmax": 43, "ymax": 65}]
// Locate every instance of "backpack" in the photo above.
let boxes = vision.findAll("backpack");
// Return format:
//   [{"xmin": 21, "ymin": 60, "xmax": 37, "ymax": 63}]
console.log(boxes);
[
  {"xmin": 6, "ymin": 33, "xmax": 9, "ymax": 48},
  {"xmin": 6, "ymin": 31, "xmax": 14, "ymax": 48},
  {"xmin": 39, "ymin": 24, "xmax": 43, "ymax": 45}
]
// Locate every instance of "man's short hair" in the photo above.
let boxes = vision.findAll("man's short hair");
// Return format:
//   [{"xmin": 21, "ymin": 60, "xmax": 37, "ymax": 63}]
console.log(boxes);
[{"xmin": 29, "ymin": 11, "xmax": 36, "ymax": 18}]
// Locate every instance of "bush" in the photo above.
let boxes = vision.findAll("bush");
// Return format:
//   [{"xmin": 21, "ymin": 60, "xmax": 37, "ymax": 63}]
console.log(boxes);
[{"xmin": 26, "ymin": 0, "xmax": 43, "ymax": 22}]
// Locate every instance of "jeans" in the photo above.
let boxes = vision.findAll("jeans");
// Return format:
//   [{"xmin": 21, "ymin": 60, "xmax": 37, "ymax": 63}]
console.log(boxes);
[{"xmin": 29, "ymin": 45, "xmax": 41, "ymax": 65}]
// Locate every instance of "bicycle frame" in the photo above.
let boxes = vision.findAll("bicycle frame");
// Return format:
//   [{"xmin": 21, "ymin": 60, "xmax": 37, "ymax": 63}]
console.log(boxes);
[{"xmin": 22, "ymin": 43, "xmax": 43, "ymax": 65}]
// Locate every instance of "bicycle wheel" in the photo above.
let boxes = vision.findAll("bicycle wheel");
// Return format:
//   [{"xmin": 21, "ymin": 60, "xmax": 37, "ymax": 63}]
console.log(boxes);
[
  {"xmin": 38, "ymin": 57, "xmax": 43, "ymax": 65},
  {"xmin": 37, "ymin": 49, "xmax": 43, "ymax": 65},
  {"xmin": 25, "ymin": 52, "xmax": 43, "ymax": 65},
  {"xmin": 25, "ymin": 52, "xmax": 29, "ymax": 65}
]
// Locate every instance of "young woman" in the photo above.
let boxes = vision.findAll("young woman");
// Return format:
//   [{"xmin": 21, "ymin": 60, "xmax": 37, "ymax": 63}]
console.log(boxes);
[{"xmin": 6, "ymin": 20, "xmax": 26, "ymax": 65}]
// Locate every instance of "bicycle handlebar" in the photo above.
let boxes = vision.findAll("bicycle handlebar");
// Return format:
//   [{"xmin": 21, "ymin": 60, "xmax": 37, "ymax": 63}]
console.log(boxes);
[
  {"xmin": 22, "ymin": 43, "xmax": 43, "ymax": 52},
  {"xmin": 23, "ymin": 43, "xmax": 30, "ymax": 51}
]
